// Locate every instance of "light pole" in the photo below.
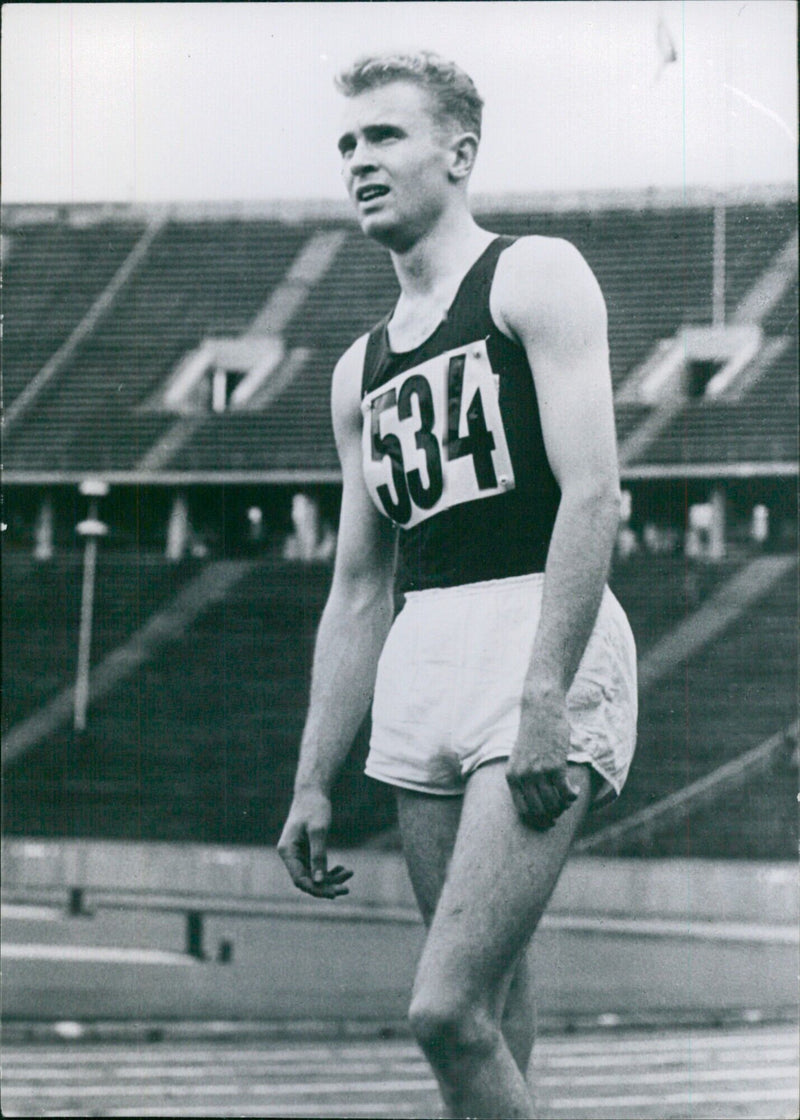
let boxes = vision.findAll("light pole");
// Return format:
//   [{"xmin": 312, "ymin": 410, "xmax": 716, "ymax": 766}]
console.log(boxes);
[{"xmin": 74, "ymin": 479, "xmax": 109, "ymax": 732}]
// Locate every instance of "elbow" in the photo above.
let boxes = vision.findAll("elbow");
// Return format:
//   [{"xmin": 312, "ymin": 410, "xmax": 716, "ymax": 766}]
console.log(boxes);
[
  {"xmin": 602, "ymin": 483, "xmax": 623, "ymax": 520},
  {"xmin": 330, "ymin": 565, "xmax": 394, "ymax": 617},
  {"xmin": 595, "ymin": 483, "xmax": 623, "ymax": 532},
  {"xmin": 562, "ymin": 476, "xmax": 621, "ymax": 517}
]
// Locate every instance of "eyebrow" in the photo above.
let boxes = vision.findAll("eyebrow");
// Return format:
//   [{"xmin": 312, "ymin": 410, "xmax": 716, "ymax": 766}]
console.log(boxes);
[{"xmin": 337, "ymin": 123, "xmax": 405, "ymax": 155}]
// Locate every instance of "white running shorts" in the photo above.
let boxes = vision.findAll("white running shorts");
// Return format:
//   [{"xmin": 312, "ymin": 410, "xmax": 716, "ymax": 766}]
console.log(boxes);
[{"xmin": 366, "ymin": 572, "xmax": 638, "ymax": 807}]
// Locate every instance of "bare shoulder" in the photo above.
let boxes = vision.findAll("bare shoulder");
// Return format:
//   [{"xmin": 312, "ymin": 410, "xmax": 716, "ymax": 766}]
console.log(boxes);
[
  {"xmin": 490, "ymin": 235, "xmax": 606, "ymax": 346},
  {"xmin": 331, "ymin": 333, "xmax": 370, "ymax": 444}
]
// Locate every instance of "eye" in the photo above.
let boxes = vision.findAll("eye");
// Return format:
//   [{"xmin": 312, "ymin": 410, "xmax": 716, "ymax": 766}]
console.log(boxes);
[{"xmin": 337, "ymin": 136, "xmax": 356, "ymax": 158}]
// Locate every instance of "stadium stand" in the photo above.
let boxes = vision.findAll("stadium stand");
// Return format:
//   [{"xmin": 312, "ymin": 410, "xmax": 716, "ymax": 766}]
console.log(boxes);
[
  {"xmin": 2, "ymin": 555, "xmax": 393, "ymax": 846},
  {"xmin": 2, "ymin": 221, "xmax": 146, "ymax": 409},
  {"xmin": 584, "ymin": 557, "xmax": 798, "ymax": 858},
  {"xmin": 2, "ymin": 547, "xmax": 795, "ymax": 857},
  {"xmin": 2, "ymin": 190, "xmax": 797, "ymax": 861},
  {"xmin": 4, "ymin": 219, "xmax": 311, "ymax": 472}
]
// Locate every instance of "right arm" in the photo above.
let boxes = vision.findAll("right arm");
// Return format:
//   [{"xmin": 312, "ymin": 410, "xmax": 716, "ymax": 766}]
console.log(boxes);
[{"xmin": 277, "ymin": 337, "xmax": 397, "ymax": 898}]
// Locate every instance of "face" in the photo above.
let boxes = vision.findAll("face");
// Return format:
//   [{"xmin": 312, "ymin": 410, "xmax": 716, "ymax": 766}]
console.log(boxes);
[{"xmin": 338, "ymin": 81, "xmax": 460, "ymax": 249}]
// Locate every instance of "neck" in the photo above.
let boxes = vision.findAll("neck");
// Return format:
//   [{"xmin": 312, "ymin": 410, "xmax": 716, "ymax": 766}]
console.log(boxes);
[{"xmin": 390, "ymin": 206, "xmax": 492, "ymax": 299}]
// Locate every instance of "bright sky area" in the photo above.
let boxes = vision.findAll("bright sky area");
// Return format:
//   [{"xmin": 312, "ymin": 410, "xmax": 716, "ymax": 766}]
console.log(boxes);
[{"xmin": 2, "ymin": 1, "xmax": 797, "ymax": 205}]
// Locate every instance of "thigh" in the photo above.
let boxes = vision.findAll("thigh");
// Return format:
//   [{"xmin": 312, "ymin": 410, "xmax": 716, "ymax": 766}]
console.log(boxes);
[
  {"xmin": 396, "ymin": 789, "xmax": 463, "ymax": 926},
  {"xmin": 413, "ymin": 761, "xmax": 593, "ymax": 1009}
]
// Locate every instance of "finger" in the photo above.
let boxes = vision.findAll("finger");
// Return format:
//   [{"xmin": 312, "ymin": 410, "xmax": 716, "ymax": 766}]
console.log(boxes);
[
  {"xmin": 325, "ymin": 866, "xmax": 354, "ymax": 884},
  {"xmin": 280, "ymin": 858, "xmax": 348, "ymax": 899},
  {"xmin": 278, "ymin": 848, "xmax": 316, "ymax": 893},
  {"xmin": 308, "ymin": 827, "xmax": 329, "ymax": 885},
  {"xmin": 297, "ymin": 875, "xmax": 350, "ymax": 900},
  {"xmin": 508, "ymin": 774, "xmax": 552, "ymax": 830},
  {"xmin": 508, "ymin": 771, "xmax": 556, "ymax": 829},
  {"xmin": 522, "ymin": 782, "xmax": 555, "ymax": 829},
  {"xmin": 551, "ymin": 770, "xmax": 580, "ymax": 807},
  {"xmin": 531, "ymin": 774, "xmax": 563, "ymax": 819},
  {"xmin": 506, "ymin": 774, "xmax": 529, "ymax": 820},
  {"xmin": 308, "ymin": 877, "xmax": 351, "ymax": 900}
]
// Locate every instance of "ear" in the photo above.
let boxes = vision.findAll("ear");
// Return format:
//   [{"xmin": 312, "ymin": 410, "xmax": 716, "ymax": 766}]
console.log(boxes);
[{"xmin": 447, "ymin": 132, "xmax": 479, "ymax": 183}]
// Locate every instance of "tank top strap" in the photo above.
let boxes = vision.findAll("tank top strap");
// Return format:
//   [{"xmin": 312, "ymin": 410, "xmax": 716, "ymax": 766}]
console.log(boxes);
[
  {"xmin": 361, "ymin": 313, "xmax": 392, "ymax": 396},
  {"xmin": 437, "ymin": 234, "xmax": 517, "ymax": 340}
]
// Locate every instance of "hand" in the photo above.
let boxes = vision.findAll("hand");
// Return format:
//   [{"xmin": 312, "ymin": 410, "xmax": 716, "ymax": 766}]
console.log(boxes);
[
  {"xmin": 277, "ymin": 788, "xmax": 353, "ymax": 899},
  {"xmin": 506, "ymin": 690, "xmax": 579, "ymax": 830}
]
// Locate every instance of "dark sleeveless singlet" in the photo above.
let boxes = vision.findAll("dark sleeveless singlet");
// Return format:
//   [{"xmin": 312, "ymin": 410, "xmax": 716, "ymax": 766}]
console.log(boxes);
[{"xmin": 360, "ymin": 236, "xmax": 561, "ymax": 594}]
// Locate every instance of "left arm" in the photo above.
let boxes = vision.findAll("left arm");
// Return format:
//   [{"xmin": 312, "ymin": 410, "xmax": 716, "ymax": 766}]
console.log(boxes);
[{"xmin": 491, "ymin": 237, "xmax": 621, "ymax": 828}]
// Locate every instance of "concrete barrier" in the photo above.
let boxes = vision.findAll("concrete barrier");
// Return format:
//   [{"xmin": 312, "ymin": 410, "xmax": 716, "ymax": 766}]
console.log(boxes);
[{"xmin": 2, "ymin": 839, "xmax": 797, "ymax": 1023}]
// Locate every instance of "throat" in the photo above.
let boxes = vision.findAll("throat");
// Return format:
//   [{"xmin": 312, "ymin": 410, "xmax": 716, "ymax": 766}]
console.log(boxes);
[{"xmin": 387, "ymin": 300, "xmax": 449, "ymax": 352}]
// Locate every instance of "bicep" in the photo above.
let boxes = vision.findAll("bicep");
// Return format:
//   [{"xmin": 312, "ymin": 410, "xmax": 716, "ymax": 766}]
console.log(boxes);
[
  {"xmin": 535, "ymin": 328, "xmax": 618, "ymax": 495},
  {"xmin": 330, "ymin": 344, "xmax": 396, "ymax": 589},
  {"xmin": 497, "ymin": 240, "xmax": 619, "ymax": 494}
]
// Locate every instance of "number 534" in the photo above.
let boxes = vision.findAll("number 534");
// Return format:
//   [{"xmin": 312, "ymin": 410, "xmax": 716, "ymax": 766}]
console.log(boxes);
[{"xmin": 366, "ymin": 346, "xmax": 515, "ymax": 527}]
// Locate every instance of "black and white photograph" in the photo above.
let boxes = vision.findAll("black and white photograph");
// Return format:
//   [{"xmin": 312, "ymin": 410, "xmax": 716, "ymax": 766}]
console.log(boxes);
[{"xmin": 1, "ymin": 2, "xmax": 797, "ymax": 1117}]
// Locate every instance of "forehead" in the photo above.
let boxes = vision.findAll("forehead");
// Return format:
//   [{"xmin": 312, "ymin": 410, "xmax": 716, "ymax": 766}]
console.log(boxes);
[{"xmin": 338, "ymin": 80, "xmax": 439, "ymax": 136}]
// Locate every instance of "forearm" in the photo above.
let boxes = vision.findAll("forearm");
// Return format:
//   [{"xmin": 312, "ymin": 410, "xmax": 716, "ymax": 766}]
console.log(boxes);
[
  {"xmin": 526, "ymin": 483, "xmax": 620, "ymax": 699},
  {"xmin": 294, "ymin": 574, "xmax": 394, "ymax": 794}
]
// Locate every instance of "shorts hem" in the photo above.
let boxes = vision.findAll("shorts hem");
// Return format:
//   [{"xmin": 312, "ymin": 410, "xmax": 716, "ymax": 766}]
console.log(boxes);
[
  {"xmin": 364, "ymin": 764, "xmax": 464, "ymax": 797},
  {"xmin": 366, "ymin": 751, "xmax": 624, "ymax": 805},
  {"xmin": 567, "ymin": 754, "xmax": 622, "ymax": 808},
  {"xmin": 472, "ymin": 749, "xmax": 622, "ymax": 808}
]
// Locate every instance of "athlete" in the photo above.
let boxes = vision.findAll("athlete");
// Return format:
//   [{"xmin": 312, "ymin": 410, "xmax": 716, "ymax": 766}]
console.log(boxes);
[{"xmin": 278, "ymin": 52, "xmax": 637, "ymax": 1118}]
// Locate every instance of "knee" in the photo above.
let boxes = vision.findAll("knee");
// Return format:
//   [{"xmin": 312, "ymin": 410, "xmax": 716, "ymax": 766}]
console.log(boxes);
[{"xmin": 409, "ymin": 992, "xmax": 498, "ymax": 1067}]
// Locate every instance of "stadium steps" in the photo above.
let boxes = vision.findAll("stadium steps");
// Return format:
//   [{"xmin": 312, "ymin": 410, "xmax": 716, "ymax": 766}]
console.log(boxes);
[
  {"xmin": 578, "ymin": 722, "xmax": 797, "ymax": 858},
  {"xmin": 6, "ymin": 551, "xmax": 793, "ymax": 856},
  {"xmin": 582, "ymin": 558, "xmax": 798, "ymax": 858},
  {"xmin": 608, "ymin": 554, "xmax": 740, "ymax": 656},
  {"xmin": 636, "ymin": 554, "xmax": 797, "ymax": 691},
  {"xmin": 161, "ymin": 227, "xmax": 349, "ymax": 473},
  {"xmin": 482, "ymin": 207, "xmax": 715, "ymax": 388},
  {"xmin": 615, "ymin": 213, "xmax": 798, "ymax": 470},
  {"xmin": 3, "ymin": 220, "xmax": 310, "ymax": 472},
  {"xmin": 2, "ymin": 551, "xmax": 205, "ymax": 729},
  {"xmin": 4, "ymin": 201, "xmax": 796, "ymax": 476},
  {"xmin": 2, "ymin": 556, "xmax": 395, "ymax": 847},
  {"xmin": 2, "ymin": 557, "xmax": 255, "ymax": 766},
  {"xmin": 723, "ymin": 202, "xmax": 799, "ymax": 315},
  {"xmin": 6, "ymin": 217, "xmax": 167, "ymax": 431},
  {"xmin": 2, "ymin": 223, "xmax": 146, "ymax": 409}
]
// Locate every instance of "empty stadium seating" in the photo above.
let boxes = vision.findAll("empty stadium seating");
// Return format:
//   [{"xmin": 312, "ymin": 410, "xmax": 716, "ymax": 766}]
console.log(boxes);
[
  {"xmin": 3, "ymin": 546, "xmax": 795, "ymax": 858},
  {"xmin": 2, "ymin": 554, "xmax": 394, "ymax": 847},
  {"xmin": 583, "ymin": 561, "xmax": 798, "ymax": 858},
  {"xmin": 4, "ymin": 219, "xmax": 311, "ymax": 471},
  {"xmin": 2, "ymin": 193, "xmax": 797, "ymax": 861},
  {"xmin": 4, "ymin": 196, "xmax": 796, "ymax": 477},
  {"xmin": 2, "ymin": 222, "xmax": 145, "ymax": 406}
]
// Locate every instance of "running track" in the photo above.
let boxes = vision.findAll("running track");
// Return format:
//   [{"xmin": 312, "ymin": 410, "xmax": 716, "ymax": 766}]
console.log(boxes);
[{"xmin": 2, "ymin": 1024, "xmax": 797, "ymax": 1118}]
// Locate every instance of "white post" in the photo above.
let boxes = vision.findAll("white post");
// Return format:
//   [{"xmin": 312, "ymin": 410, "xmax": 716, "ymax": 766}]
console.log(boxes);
[
  {"xmin": 74, "ymin": 528, "xmax": 98, "ymax": 732},
  {"xmin": 74, "ymin": 480, "xmax": 109, "ymax": 732},
  {"xmin": 712, "ymin": 201, "xmax": 726, "ymax": 327},
  {"xmin": 709, "ymin": 486, "xmax": 727, "ymax": 561},
  {"xmin": 166, "ymin": 492, "xmax": 190, "ymax": 561},
  {"xmin": 33, "ymin": 494, "xmax": 55, "ymax": 561}
]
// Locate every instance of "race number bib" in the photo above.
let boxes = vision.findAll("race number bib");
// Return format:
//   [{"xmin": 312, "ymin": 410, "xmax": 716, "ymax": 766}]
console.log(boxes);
[{"xmin": 361, "ymin": 340, "xmax": 516, "ymax": 528}]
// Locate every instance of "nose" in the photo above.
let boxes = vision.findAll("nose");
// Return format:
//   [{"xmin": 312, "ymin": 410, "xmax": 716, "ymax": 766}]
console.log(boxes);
[{"xmin": 346, "ymin": 137, "xmax": 378, "ymax": 181}]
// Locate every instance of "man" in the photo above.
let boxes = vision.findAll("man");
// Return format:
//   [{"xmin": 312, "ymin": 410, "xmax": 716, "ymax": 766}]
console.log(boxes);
[{"xmin": 278, "ymin": 52, "xmax": 637, "ymax": 1119}]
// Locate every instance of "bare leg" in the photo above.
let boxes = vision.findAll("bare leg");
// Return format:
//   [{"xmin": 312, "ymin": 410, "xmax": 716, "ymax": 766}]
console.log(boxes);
[
  {"xmin": 407, "ymin": 761, "xmax": 593, "ymax": 1119},
  {"xmin": 397, "ymin": 790, "xmax": 536, "ymax": 1077}
]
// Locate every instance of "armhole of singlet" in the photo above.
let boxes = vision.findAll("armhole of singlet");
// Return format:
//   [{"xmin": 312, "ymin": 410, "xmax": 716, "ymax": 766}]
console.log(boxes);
[
  {"xmin": 486, "ymin": 235, "xmax": 522, "ymax": 346},
  {"xmin": 361, "ymin": 314, "xmax": 392, "ymax": 396}
]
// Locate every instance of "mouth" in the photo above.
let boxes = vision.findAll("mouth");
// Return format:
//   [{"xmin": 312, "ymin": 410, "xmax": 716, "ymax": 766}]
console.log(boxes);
[{"xmin": 355, "ymin": 184, "xmax": 390, "ymax": 204}]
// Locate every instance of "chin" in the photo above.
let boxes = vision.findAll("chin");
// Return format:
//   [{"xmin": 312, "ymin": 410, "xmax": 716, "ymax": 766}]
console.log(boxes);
[
  {"xmin": 359, "ymin": 209, "xmax": 423, "ymax": 253},
  {"xmin": 359, "ymin": 210, "xmax": 402, "ymax": 245}
]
